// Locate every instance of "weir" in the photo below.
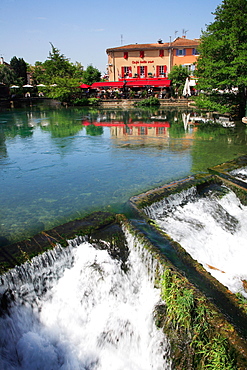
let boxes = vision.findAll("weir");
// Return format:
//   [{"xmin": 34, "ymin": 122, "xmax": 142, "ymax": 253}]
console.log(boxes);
[
  {"xmin": 1, "ymin": 156, "xmax": 247, "ymax": 368},
  {"xmin": 0, "ymin": 228, "xmax": 171, "ymax": 370}
]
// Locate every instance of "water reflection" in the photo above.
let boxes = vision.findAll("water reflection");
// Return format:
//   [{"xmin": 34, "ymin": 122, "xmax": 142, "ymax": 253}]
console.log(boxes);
[{"xmin": 0, "ymin": 106, "xmax": 246, "ymax": 244}]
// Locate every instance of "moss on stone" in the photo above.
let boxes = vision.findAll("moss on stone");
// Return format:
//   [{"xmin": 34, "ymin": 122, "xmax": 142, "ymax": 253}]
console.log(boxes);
[{"xmin": 0, "ymin": 211, "xmax": 117, "ymax": 274}]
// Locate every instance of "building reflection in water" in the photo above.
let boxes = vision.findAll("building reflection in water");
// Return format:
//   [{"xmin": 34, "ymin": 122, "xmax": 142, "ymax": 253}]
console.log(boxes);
[{"xmin": 82, "ymin": 119, "xmax": 171, "ymax": 138}]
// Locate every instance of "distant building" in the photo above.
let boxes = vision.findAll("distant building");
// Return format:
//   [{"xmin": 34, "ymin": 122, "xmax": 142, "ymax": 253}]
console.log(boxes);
[
  {"xmin": 0, "ymin": 57, "xmax": 10, "ymax": 67},
  {"xmin": 106, "ymin": 37, "xmax": 200, "ymax": 81}
]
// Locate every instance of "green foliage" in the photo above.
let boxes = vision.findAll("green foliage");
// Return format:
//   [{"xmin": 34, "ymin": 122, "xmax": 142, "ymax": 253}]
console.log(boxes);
[
  {"xmin": 73, "ymin": 97, "xmax": 90, "ymax": 106},
  {"xmin": 32, "ymin": 44, "xmax": 84, "ymax": 86},
  {"xmin": 196, "ymin": 0, "xmax": 247, "ymax": 116},
  {"xmin": 46, "ymin": 77, "xmax": 81, "ymax": 102},
  {"xmin": 236, "ymin": 293, "xmax": 247, "ymax": 314},
  {"xmin": 168, "ymin": 65, "xmax": 190, "ymax": 97},
  {"xmin": 0, "ymin": 64, "xmax": 22, "ymax": 87},
  {"xmin": 135, "ymin": 96, "xmax": 160, "ymax": 107},
  {"xmin": 82, "ymin": 65, "xmax": 101, "ymax": 85},
  {"xmin": 161, "ymin": 270, "xmax": 194, "ymax": 332},
  {"xmin": 194, "ymin": 94, "xmax": 233, "ymax": 114},
  {"xmin": 10, "ymin": 56, "xmax": 27, "ymax": 85},
  {"xmin": 85, "ymin": 124, "xmax": 103, "ymax": 136},
  {"xmin": 160, "ymin": 269, "xmax": 237, "ymax": 369},
  {"xmin": 44, "ymin": 43, "xmax": 76, "ymax": 79},
  {"xmin": 88, "ymin": 97, "xmax": 100, "ymax": 105}
]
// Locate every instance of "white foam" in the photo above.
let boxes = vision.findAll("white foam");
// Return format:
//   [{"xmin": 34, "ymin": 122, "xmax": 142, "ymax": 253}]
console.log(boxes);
[
  {"xmin": 147, "ymin": 189, "xmax": 247, "ymax": 298},
  {"xmin": 0, "ymin": 238, "xmax": 171, "ymax": 369},
  {"xmin": 230, "ymin": 166, "xmax": 247, "ymax": 183}
]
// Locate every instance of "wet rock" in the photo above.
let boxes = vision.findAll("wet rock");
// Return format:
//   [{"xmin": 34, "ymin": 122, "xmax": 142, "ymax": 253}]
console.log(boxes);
[
  {"xmin": 0, "ymin": 236, "xmax": 10, "ymax": 247},
  {"xmin": 242, "ymin": 280, "xmax": 247, "ymax": 293}
]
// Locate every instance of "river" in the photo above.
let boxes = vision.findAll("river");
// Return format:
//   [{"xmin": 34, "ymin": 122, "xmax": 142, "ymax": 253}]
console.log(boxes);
[{"xmin": 0, "ymin": 105, "xmax": 246, "ymax": 244}]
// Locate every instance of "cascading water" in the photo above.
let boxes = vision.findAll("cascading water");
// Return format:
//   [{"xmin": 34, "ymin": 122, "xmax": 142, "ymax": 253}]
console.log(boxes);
[
  {"xmin": 0, "ymin": 231, "xmax": 171, "ymax": 370},
  {"xmin": 230, "ymin": 166, "xmax": 247, "ymax": 183},
  {"xmin": 144, "ymin": 185, "xmax": 247, "ymax": 298}
]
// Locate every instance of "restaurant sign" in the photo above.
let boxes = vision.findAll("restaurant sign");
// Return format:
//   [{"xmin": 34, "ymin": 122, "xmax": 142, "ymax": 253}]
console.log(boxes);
[{"xmin": 132, "ymin": 61, "xmax": 154, "ymax": 64}]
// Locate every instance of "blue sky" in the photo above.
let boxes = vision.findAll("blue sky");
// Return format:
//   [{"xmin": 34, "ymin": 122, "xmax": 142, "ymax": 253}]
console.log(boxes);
[{"xmin": 1, "ymin": 0, "xmax": 221, "ymax": 74}]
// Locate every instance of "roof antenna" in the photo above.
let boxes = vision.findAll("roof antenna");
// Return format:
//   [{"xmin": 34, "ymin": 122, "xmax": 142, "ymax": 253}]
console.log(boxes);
[
  {"xmin": 182, "ymin": 29, "xmax": 189, "ymax": 37},
  {"xmin": 120, "ymin": 34, "xmax": 124, "ymax": 45},
  {"xmin": 175, "ymin": 30, "xmax": 178, "ymax": 39}
]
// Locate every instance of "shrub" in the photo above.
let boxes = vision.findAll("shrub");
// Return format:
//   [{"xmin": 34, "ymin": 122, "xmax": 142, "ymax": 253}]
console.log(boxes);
[{"xmin": 135, "ymin": 96, "xmax": 160, "ymax": 107}]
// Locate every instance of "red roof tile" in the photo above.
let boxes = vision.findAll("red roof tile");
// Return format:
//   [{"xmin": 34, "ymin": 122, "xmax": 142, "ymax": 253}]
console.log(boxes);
[{"xmin": 106, "ymin": 38, "xmax": 200, "ymax": 53}]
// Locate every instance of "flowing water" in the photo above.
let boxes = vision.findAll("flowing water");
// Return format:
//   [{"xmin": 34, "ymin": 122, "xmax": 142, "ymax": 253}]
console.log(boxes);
[
  {"xmin": 144, "ymin": 184, "xmax": 247, "ymax": 297},
  {"xmin": 230, "ymin": 166, "xmax": 247, "ymax": 183},
  {"xmin": 0, "ymin": 229, "xmax": 171, "ymax": 370}
]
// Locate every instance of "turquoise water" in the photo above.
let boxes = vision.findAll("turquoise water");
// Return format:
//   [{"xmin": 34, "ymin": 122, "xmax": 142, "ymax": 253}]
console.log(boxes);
[{"xmin": 0, "ymin": 105, "xmax": 246, "ymax": 243}]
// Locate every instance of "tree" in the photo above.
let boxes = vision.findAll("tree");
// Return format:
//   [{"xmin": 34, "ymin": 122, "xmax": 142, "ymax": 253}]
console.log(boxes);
[
  {"xmin": 32, "ymin": 44, "xmax": 83, "ymax": 85},
  {"xmin": 168, "ymin": 65, "xmax": 189, "ymax": 97},
  {"xmin": 83, "ymin": 65, "xmax": 101, "ymax": 85},
  {"xmin": 10, "ymin": 57, "xmax": 27, "ymax": 85},
  {"xmin": 46, "ymin": 77, "xmax": 82, "ymax": 103},
  {"xmin": 43, "ymin": 43, "xmax": 76, "ymax": 80},
  {"xmin": 196, "ymin": 0, "xmax": 247, "ymax": 116},
  {"xmin": 0, "ymin": 65, "xmax": 18, "ymax": 86}
]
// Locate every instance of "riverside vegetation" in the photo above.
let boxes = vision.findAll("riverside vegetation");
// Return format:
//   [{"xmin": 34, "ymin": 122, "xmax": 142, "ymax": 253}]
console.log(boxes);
[{"xmin": 159, "ymin": 269, "xmax": 238, "ymax": 369}]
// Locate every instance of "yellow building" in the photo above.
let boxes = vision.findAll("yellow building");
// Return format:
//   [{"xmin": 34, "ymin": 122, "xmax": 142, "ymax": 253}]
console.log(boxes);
[{"xmin": 106, "ymin": 37, "xmax": 200, "ymax": 81}]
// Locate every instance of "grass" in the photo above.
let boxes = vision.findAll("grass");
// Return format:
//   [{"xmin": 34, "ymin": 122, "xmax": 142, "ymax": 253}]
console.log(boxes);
[{"xmin": 160, "ymin": 269, "xmax": 237, "ymax": 369}]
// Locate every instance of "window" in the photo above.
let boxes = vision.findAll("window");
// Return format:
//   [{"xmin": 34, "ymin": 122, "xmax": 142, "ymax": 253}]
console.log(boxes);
[
  {"xmin": 176, "ymin": 49, "xmax": 186, "ymax": 56},
  {"xmin": 124, "ymin": 126, "xmax": 132, "ymax": 135},
  {"xmin": 121, "ymin": 66, "xmax": 132, "ymax": 78},
  {"xmin": 192, "ymin": 48, "xmax": 199, "ymax": 55},
  {"xmin": 138, "ymin": 127, "xmax": 147, "ymax": 135},
  {"xmin": 159, "ymin": 49, "xmax": 164, "ymax": 57},
  {"xmin": 137, "ymin": 65, "xmax": 147, "ymax": 77},
  {"xmin": 124, "ymin": 52, "xmax": 128, "ymax": 59},
  {"xmin": 156, "ymin": 65, "xmax": 167, "ymax": 77},
  {"xmin": 157, "ymin": 127, "xmax": 165, "ymax": 135},
  {"xmin": 140, "ymin": 50, "xmax": 144, "ymax": 58},
  {"xmin": 182, "ymin": 64, "xmax": 196, "ymax": 75}
]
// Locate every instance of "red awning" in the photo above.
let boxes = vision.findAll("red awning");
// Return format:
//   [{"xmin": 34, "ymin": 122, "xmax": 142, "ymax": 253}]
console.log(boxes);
[
  {"xmin": 91, "ymin": 81, "xmax": 124, "ymax": 89},
  {"xmin": 79, "ymin": 83, "xmax": 91, "ymax": 89},
  {"xmin": 82, "ymin": 78, "xmax": 170, "ymax": 89},
  {"xmin": 125, "ymin": 78, "xmax": 171, "ymax": 88}
]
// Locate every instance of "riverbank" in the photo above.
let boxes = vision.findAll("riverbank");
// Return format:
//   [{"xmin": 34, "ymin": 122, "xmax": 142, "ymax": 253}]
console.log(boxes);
[
  {"xmin": 100, "ymin": 97, "xmax": 193, "ymax": 108},
  {"xmin": 0, "ymin": 96, "xmax": 193, "ymax": 109}
]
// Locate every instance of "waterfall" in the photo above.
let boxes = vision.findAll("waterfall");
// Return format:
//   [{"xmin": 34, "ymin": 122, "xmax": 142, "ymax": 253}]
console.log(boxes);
[
  {"xmin": 144, "ymin": 185, "xmax": 247, "ymax": 297},
  {"xmin": 143, "ymin": 186, "xmax": 198, "ymax": 219},
  {"xmin": 230, "ymin": 166, "xmax": 247, "ymax": 183},
  {"xmin": 0, "ymin": 232, "xmax": 171, "ymax": 370}
]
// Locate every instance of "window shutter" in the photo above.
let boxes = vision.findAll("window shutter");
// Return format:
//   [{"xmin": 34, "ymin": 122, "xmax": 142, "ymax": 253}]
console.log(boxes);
[
  {"xmin": 159, "ymin": 49, "xmax": 164, "ymax": 57},
  {"xmin": 156, "ymin": 66, "xmax": 160, "ymax": 77},
  {"xmin": 144, "ymin": 66, "xmax": 147, "ymax": 77},
  {"xmin": 183, "ymin": 49, "xmax": 186, "ymax": 56},
  {"xmin": 176, "ymin": 49, "xmax": 179, "ymax": 56},
  {"xmin": 164, "ymin": 65, "xmax": 167, "ymax": 76},
  {"xmin": 124, "ymin": 52, "xmax": 128, "ymax": 59},
  {"xmin": 140, "ymin": 50, "xmax": 144, "ymax": 58},
  {"xmin": 121, "ymin": 67, "xmax": 125, "ymax": 78},
  {"xmin": 137, "ymin": 66, "xmax": 140, "ymax": 77},
  {"xmin": 129, "ymin": 67, "xmax": 132, "ymax": 77}
]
